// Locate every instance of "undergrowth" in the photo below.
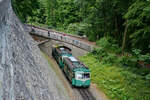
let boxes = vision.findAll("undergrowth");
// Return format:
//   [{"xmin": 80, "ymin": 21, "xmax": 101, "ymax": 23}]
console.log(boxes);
[
  {"xmin": 79, "ymin": 37, "xmax": 150, "ymax": 100},
  {"xmin": 79, "ymin": 54, "xmax": 150, "ymax": 100}
]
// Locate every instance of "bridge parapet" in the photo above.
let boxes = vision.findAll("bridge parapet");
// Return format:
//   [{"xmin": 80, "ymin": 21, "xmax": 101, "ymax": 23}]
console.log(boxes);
[{"xmin": 26, "ymin": 25, "xmax": 94, "ymax": 52}]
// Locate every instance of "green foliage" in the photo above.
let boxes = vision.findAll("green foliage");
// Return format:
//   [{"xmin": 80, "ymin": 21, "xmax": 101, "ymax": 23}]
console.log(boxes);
[
  {"xmin": 46, "ymin": 0, "xmax": 57, "ymax": 26},
  {"xmin": 124, "ymin": 0, "xmax": 150, "ymax": 52},
  {"xmin": 13, "ymin": 0, "xmax": 150, "ymax": 53},
  {"xmin": 132, "ymin": 49, "xmax": 150, "ymax": 64},
  {"xmin": 96, "ymin": 37, "xmax": 121, "ymax": 53},
  {"xmin": 102, "ymin": 53, "xmax": 117, "ymax": 64},
  {"xmin": 67, "ymin": 23, "xmax": 91, "ymax": 35},
  {"xmin": 54, "ymin": 0, "xmax": 81, "ymax": 27},
  {"xmin": 145, "ymin": 74, "xmax": 150, "ymax": 80},
  {"xmin": 79, "ymin": 54, "xmax": 150, "ymax": 100},
  {"xmin": 93, "ymin": 38, "xmax": 150, "ymax": 76},
  {"xmin": 12, "ymin": 0, "xmax": 39, "ymax": 22}
]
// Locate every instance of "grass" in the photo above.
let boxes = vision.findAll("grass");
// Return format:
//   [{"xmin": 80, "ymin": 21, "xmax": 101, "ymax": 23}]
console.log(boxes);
[{"xmin": 79, "ymin": 53, "xmax": 150, "ymax": 100}]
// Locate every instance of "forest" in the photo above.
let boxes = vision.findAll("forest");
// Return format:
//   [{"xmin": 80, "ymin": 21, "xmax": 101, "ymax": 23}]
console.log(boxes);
[
  {"xmin": 12, "ymin": 0, "xmax": 150, "ymax": 53},
  {"xmin": 12, "ymin": 0, "xmax": 150, "ymax": 100}
]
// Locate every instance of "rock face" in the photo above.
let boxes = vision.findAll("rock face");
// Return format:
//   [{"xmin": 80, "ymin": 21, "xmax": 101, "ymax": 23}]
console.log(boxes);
[{"xmin": 0, "ymin": 0, "xmax": 70, "ymax": 100}]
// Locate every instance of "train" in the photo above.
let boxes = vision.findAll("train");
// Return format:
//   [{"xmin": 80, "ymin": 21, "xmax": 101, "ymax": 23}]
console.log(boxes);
[{"xmin": 52, "ymin": 45, "xmax": 91, "ymax": 87}]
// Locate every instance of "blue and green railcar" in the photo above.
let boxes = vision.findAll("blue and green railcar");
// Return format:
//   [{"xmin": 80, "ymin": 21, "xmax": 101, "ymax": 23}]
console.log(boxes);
[
  {"xmin": 52, "ymin": 45, "xmax": 72, "ymax": 68},
  {"xmin": 52, "ymin": 45, "xmax": 90, "ymax": 87}
]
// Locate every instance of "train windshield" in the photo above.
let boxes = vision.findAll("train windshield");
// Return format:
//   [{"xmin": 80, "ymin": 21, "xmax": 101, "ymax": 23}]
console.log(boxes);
[
  {"xmin": 59, "ymin": 48, "xmax": 71, "ymax": 55},
  {"xmin": 76, "ymin": 72, "xmax": 90, "ymax": 80},
  {"xmin": 76, "ymin": 73, "xmax": 83, "ymax": 79},
  {"xmin": 84, "ymin": 73, "xmax": 90, "ymax": 78}
]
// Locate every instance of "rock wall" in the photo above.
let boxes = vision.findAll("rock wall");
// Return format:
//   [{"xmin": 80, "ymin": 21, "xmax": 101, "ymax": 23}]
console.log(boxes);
[{"xmin": 0, "ymin": 0, "xmax": 70, "ymax": 100}]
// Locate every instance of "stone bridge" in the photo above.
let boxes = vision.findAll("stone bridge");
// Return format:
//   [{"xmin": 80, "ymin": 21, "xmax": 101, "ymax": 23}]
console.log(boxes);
[{"xmin": 26, "ymin": 25, "xmax": 94, "ymax": 52}]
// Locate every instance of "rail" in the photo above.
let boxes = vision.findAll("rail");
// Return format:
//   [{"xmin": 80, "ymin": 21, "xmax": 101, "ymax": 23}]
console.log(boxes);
[{"xmin": 78, "ymin": 88, "xmax": 96, "ymax": 100}]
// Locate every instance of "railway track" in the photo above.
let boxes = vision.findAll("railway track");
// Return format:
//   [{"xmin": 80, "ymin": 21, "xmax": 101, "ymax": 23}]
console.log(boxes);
[
  {"xmin": 33, "ymin": 33, "xmax": 97, "ymax": 100},
  {"xmin": 78, "ymin": 88, "xmax": 96, "ymax": 100}
]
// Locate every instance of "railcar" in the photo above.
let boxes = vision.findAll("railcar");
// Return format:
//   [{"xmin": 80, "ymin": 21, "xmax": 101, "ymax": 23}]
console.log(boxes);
[
  {"xmin": 52, "ymin": 45, "xmax": 90, "ymax": 87},
  {"xmin": 52, "ymin": 45, "xmax": 72, "ymax": 68}
]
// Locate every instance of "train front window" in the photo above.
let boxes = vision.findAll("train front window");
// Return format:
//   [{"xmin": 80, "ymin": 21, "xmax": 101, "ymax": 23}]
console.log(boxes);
[
  {"xmin": 76, "ymin": 73, "xmax": 83, "ymax": 79},
  {"xmin": 76, "ymin": 72, "xmax": 90, "ymax": 80},
  {"xmin": 84, "ymin": 73, "xmax": 90, "ymax": 78}
]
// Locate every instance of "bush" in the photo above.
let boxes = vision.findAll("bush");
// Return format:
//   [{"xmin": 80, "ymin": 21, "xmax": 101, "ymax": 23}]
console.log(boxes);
[
  {"xmin": 92, "ymin": 48, "xmax": 118, "ymax": 65},
  {"xmin": 145, "ymin": 74, "xmax": 150, "ymax": 80},
  {"xmin": 96, "ymin": 37, "xmax": 121, "ymax": 53},
  {"xmin": 117, "ymin": 55, "xmax": 138, "ymax": 68},
  {"xmin": 88, "ymin": 33, "xmax": 97, "ymax": 41},
  {"xmin": 101, "ymin": 53, "xmax": 117, "ymax": 64},
  {"xmin": 79, "ymin": 54, "xmax": 150, "ymax": 100},
  {"xmin": 92, "ymin": 47, "xmax": 107, "ymax": 57},
  {"xmin": 132, "ymin": 49, "xmax": 150, "ymax": 65},
  {"xmin": 67, "ymin": 23, "xmax": 91, "ymax": 36},
  {"xmin": 92, "ymin": 37, "xmax": 121, "ymax": 64}
]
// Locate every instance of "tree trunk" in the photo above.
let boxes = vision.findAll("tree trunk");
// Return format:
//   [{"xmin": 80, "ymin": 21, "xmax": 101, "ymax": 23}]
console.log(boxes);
[
  {"xmin": 114, "ymin": 12, "xmax": 119, "ymax": 39},
  {"xmin": 122, "ymin": 20, "xmax": 128, "ymax": 55},
  {"xmin": 0, "ymin": 0, "xmax": 70, "ymax": 100},
  {"xmin": 103, "ymin": 9, "xmax": 107, "ymax": 37}
]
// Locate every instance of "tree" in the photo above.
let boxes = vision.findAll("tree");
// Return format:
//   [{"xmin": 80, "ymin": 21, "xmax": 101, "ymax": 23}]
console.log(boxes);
[
  {"xmin": 12, "ymin": 0, "xmax": 149, "ymax": 54},
  {"xmin": 46, "ymin": 0, "xmax": 57, "ymax": 26},
  {"xmin": 124, "ymin": 0, "xmax": 150, "ymax": 52},
  {"xmin": 122, "ymin": 20, "xmax": 128, "ymax": 55},
  {"xmin": 12, "ymin": 0, "xmax": 39, "ymax": 22}
]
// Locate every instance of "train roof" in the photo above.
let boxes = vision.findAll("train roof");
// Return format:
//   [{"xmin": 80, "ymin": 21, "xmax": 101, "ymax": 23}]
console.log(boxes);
[
  {"xmin": 53, "ymin": 45, "xmax": 72, "ymax": 55},
  {"xmin": 63, "ymin": 56, "xmax": 89, "ymax": 70},
  {"xmin": 53, "ymin": 45, "xmax": 71, "ymax": 51}
]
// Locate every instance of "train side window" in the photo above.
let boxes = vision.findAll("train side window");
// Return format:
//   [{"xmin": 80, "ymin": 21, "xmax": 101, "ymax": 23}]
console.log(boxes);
[
  {"xmin": 68, "ymin": 68, "xmax": 71, "ymax": 73},
  {"xmin": 55, "ymin": 49, "xmax": 58, "ymax": 53},
  {"xmin": 76, "ymin": 73, "xmax": 83, "ymax": 79},
  {"xmin": 73, "ymin": 73, "xmax": 75, "ymax": 78},
  {"xmin": 53, "ymin": 48, "xmax": 56, "ymax": 54},
  {"xmin": 55, "ymin": 50, "xmax": 59, "ymax": 56},
  {"xmin": 52, "ymin": 48, "xmax": 55, "ymax": 52}
]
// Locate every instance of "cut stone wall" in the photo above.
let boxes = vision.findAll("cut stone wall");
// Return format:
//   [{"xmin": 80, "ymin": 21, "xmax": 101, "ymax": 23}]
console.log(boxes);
[{"xmin": 0, "ymin": 0, "xmax": 70, "ymax": 100}]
